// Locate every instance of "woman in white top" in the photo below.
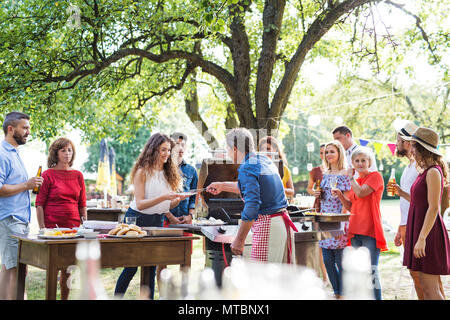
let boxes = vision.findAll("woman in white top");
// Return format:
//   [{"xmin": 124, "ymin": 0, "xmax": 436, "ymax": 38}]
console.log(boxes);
[{"xmin": 114, "ymin": 133, "xmax": 189, "ymax": 299}]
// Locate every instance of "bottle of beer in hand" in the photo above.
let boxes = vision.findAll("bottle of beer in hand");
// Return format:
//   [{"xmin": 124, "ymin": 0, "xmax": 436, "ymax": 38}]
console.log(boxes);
[
  {"xmin": 316, "ymin": 179, "xmax": 322, "ymax": 199},
  {"xmin": 387, "ymin": 168, "xmax": 396, "ymax": 197},
  {"xmin": 32, "ymin": 166, "xmax": 42, "ymax": 194}
]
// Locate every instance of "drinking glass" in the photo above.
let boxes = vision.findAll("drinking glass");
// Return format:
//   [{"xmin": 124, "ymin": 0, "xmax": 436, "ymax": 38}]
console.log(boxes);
[
  {"xmin": 125, "ymin": 216, "xmax": 137, "ymax": 225},
  {"xmin": 329, "ymin": 176, "xmax": 338, "ymax": 197}
]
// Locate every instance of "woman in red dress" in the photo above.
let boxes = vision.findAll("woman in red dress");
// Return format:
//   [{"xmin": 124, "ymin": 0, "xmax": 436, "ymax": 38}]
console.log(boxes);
[
  {"xmin": 403, "ymin": 127, "xmax": 450, "ymax": 300},
  {"xmin": 36, "ymin": 137, "xmax": 87, "ymax": 300}
]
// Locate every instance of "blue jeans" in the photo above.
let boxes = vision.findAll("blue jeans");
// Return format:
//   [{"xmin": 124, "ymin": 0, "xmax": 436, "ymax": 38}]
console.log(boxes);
[
  {"xmin": 114, "ymin": 208, "xmax": 163, "ymax": 299},
  {"xmin": 322, "ymin": 248, "xmax": 344, "ymax": 296},
  {"xmin": 350, "ymin": 234, "xmax": 382, "ymax": 300}
]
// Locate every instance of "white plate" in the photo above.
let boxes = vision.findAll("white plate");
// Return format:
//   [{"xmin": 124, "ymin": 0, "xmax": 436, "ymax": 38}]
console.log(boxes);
[
  {"xmin": 193, "ymin": 221, "xmax": 226, "ymax": 226},
  {"xmin": 107, "ymin": 234, "xmax": 146, "ymax": 239},
  {"xmin": 177, "ymin": 192, "xmax": 196, "ymax": 196},
  {"xmin": 38, "ymin": 234, "xmax": 81, "ymax": 239},
  {"xmin": 83, "ymin": 220, "xmax": 118, "ymax": 230}
]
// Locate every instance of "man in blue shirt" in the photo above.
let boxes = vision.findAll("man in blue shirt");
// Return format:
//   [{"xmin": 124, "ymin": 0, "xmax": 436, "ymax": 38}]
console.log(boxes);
[
  {"xmin": 0, "ymin": 111, "xmax": 43, "ymax": 299},
  {"xmin": 167, "ymin": 132, "xmax": 198, "ymax": 225},
  {"xmin": 207, "ymin": 128, "xmax": 297, "ymax": 264}
]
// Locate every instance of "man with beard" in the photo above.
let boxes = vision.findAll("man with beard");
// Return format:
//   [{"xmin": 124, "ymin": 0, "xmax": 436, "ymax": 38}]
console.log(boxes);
[
  {"xmin": 389, "ymin": 121, "xmax": 424, "ymax": 298},
  {"xmin": 168, "ymin": 132, "xmax": 198, "ymax": 225},
  {"xmin": 0, "ymin": 112, "xmax": 43, "ymax": 299}
]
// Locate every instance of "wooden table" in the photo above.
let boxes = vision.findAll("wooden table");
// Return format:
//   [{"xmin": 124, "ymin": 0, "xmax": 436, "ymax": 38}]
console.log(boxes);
[
  {"xmin": 87, "ymin": 208, "xmax": 124, "ymax": 221},
  {"xmin": 13, "ymin": 234, "xmax": 198, "ymax": 300}
]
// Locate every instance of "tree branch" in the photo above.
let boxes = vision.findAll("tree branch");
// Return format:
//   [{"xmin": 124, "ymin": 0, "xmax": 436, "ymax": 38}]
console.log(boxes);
[
  {"xmin": 384, "ymin": 0, "xmax": 439, "ymax": 63},
  {"xmin": 269, "ymin": 0, "xmax": 377, "ymax": 128},
  {"xmin": 39, "ymin": 47, "xmax": 236, "ymax": 100},
  {"xmin": 255, "ymin": 0, "xmax": 286, "ymax": 128}
]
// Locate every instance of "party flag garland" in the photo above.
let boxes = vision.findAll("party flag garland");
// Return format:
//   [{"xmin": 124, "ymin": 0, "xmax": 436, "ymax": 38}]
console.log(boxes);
[{"xmin": 357, "ymin": 138, "xmax": 397, "ymax": 156}]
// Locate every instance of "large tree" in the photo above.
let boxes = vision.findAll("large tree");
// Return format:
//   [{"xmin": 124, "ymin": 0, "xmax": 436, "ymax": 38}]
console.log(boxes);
[{"xmin": 0, "ymin": 0, "xmax": 446, "ymax": 143}]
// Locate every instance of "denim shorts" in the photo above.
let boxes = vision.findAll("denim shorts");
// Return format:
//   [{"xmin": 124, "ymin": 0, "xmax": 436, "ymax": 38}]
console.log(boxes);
[
  {"xmin": 0, "ymin": 216, "xmax": 29, "ymax": 269},
  {"xmin": 124, "ymin": 207, "xmax": 163, "ymax": 228}
]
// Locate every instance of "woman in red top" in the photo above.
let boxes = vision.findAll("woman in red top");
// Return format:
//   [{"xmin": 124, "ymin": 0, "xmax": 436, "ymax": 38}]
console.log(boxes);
[
  {"xmin": 333, "ymin": 147, "xmax": 387, "ymax": 300},
  {"xmin": 36, "ymin": 137, "xmax": 87, "ymax": 300}
]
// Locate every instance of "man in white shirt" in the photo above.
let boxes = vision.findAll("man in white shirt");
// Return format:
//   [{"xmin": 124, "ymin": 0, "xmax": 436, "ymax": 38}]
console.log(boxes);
[
  {"xmin": 391, "ymin": 122, "xmax": 418, "ymax": 246},
  {"xmin": 332, "ymin": 126, "xmax": 377, "ymax": 174},
  {"xmin": 389, "ymin": 121, "xmax": 425, "ymax": 299}
]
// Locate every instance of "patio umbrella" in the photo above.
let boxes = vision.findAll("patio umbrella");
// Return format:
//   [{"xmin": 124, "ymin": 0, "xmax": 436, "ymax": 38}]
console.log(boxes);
[
  {"xmin": 108, "ymin": 146, "xmax": 117, "ymax": 197},
  {"xmin": 95, "ymin": 139, "xmax": 111, "ymax": 204}
]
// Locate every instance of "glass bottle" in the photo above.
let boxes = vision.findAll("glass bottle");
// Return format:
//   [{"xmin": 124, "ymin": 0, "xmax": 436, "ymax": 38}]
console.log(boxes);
[
  {"xmin": 316, "ymin": 179, "xmax": 322, "ymax": 199},
  {"xmin": 32, "ymin": 166, "xmax": 42, "ymax": 194},
  {"xmin": 387, "ymin": 168, "xmax": 396, "ymax": 197}
]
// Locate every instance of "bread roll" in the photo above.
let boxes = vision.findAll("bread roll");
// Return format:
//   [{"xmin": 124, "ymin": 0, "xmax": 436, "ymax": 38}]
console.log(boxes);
[
  {"xmin": 129, "ymin": 224, "xmax": 141, "ymax": 232},
  {"xmin": 117, "ymin": 227, "xmax": 130, "ymax": 235},
  {"xmin": 138, "ymin": 230, "xmax": 147, "ymax": 236},
  {"xmin": 108, "ymin": 226, "xmax": 122, "ymax": 235},
  {"xmin": 126, "ymin": 230, "xmax": 139, "ymax": 237}
]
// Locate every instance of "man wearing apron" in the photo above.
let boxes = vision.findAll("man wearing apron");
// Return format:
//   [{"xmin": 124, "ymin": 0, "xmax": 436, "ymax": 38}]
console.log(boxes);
[{"xmin": 207, "ymin": 128, "xmax": 297, "ymax": 263}]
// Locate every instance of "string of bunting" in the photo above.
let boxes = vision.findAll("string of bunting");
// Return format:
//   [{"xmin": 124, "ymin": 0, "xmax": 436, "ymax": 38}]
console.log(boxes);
[
  {"xmin": 358, "ymin": 138, "xmax": 446, "ymax": 157},
  {"xmin": 357, "ymin": 138, "xmax": 397, "ymax": 156}
]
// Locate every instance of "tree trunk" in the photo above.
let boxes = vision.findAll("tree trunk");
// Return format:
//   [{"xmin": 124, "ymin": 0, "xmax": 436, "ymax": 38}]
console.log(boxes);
[{"xmin": 184, "ymin": 83, "xmax": 220, "ymax": 150}]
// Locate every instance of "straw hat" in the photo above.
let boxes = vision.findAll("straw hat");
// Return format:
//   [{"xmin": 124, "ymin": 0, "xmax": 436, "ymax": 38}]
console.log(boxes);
[
  {"xmin": 397, "ymin": 121, "xmax": 418, "ymax": 141},
  {"xmin": 410, "ymin": 127, "xmax": 442, "ymax": 156}
]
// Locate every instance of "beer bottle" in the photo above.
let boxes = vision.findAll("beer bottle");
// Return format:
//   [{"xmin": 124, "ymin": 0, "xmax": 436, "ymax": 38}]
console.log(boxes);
[
  {"xmin": 32, "ymin": 166, "xmax": 42, "ymax": 194},
  {"xmin": 316, "ymin": 179, "xmax": 322, "ymax": 199},
  {"xmin": 387, "ymin": 168, "xmax": 396, "ymax": 197}
]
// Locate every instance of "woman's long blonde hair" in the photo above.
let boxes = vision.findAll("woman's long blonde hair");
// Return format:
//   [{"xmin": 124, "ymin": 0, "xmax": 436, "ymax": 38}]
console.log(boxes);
[
  {"xmin": 130, "ymin": 133, "xmax": 181, "ymax": 191},
  {"xmin": 323, "ymin": 140, "xmax": 347, "ymax": 171}
]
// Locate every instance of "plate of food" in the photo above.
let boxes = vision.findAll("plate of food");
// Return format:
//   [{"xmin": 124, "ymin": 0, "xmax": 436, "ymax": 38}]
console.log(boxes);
[
  {"xmin": 177, "ymin": 192, "xmax": 196, "ymax": 196},
  {"xmin": 38, "ymin": 228, "xmax": 80, "ymax": 239},
  {"xmin": 107, "ymin": 223, "xmax": 147, "ymax": 238},
  {"xmin": 107, "ymin": 233, "xmax": 146, "ymax": 238},
  {"xmin": 193, "ymin": 217, "xmax": 226, "ymax": 226}
]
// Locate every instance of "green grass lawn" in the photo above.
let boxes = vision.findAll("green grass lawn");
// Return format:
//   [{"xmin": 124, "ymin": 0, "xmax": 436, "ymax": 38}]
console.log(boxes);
[{"xmin": 24, "ymin": 238, "xmax": 207, "ymax": 300}]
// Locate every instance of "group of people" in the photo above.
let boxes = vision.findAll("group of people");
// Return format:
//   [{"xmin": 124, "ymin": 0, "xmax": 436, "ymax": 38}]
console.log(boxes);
[
  {"xmin": 0, "ymin": 111, "xmax": 198, "ymax": 300},
  {"xmin": 0, "ymin": 110, "xmax": 449, "ymax": 301},
  {"xmin": 306, "ymin": 124, "xmax": 450, "ymax": 300}
]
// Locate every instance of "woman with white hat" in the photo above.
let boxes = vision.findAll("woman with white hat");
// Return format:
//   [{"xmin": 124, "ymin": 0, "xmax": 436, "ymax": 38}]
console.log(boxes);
[{"xmin": 403, "ymin": 127, "xmax": 450, "ymax": 300}]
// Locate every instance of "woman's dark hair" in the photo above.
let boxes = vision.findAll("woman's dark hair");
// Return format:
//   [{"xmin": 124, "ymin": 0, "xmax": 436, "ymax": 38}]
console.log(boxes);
[
  {"xmin": 47, "ymin": 137, "xmax": 76, "ymax": 168},
  {"xmin": 412, "ymin": 141, "xmax": 449, "ymax": 213},
  {"xmin": 130, "ymin": 133, "xmax": 181, "ymax": 191}
]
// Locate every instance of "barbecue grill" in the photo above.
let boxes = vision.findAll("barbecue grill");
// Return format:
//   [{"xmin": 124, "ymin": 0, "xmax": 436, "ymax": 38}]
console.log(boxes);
[{"xmin": 171, "ymin": 155, "xmax": 349, "ymax": 287}]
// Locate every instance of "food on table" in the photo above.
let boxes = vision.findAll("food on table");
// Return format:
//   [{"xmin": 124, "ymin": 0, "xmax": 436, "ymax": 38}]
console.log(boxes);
[
  {"xmin": 108, "ymin": 223, "xmax": 147, "ymax": 237},
  {"xmin": 303, "ymin": 212, "xmax": 347, "ymax": 216},
  {"xmin": 43, "ymin": 229, "xmax": 78, "ymax": 237},
  {"xmin": 194, "ymin": 217, "xmax": 225, "ymax": 225}
]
